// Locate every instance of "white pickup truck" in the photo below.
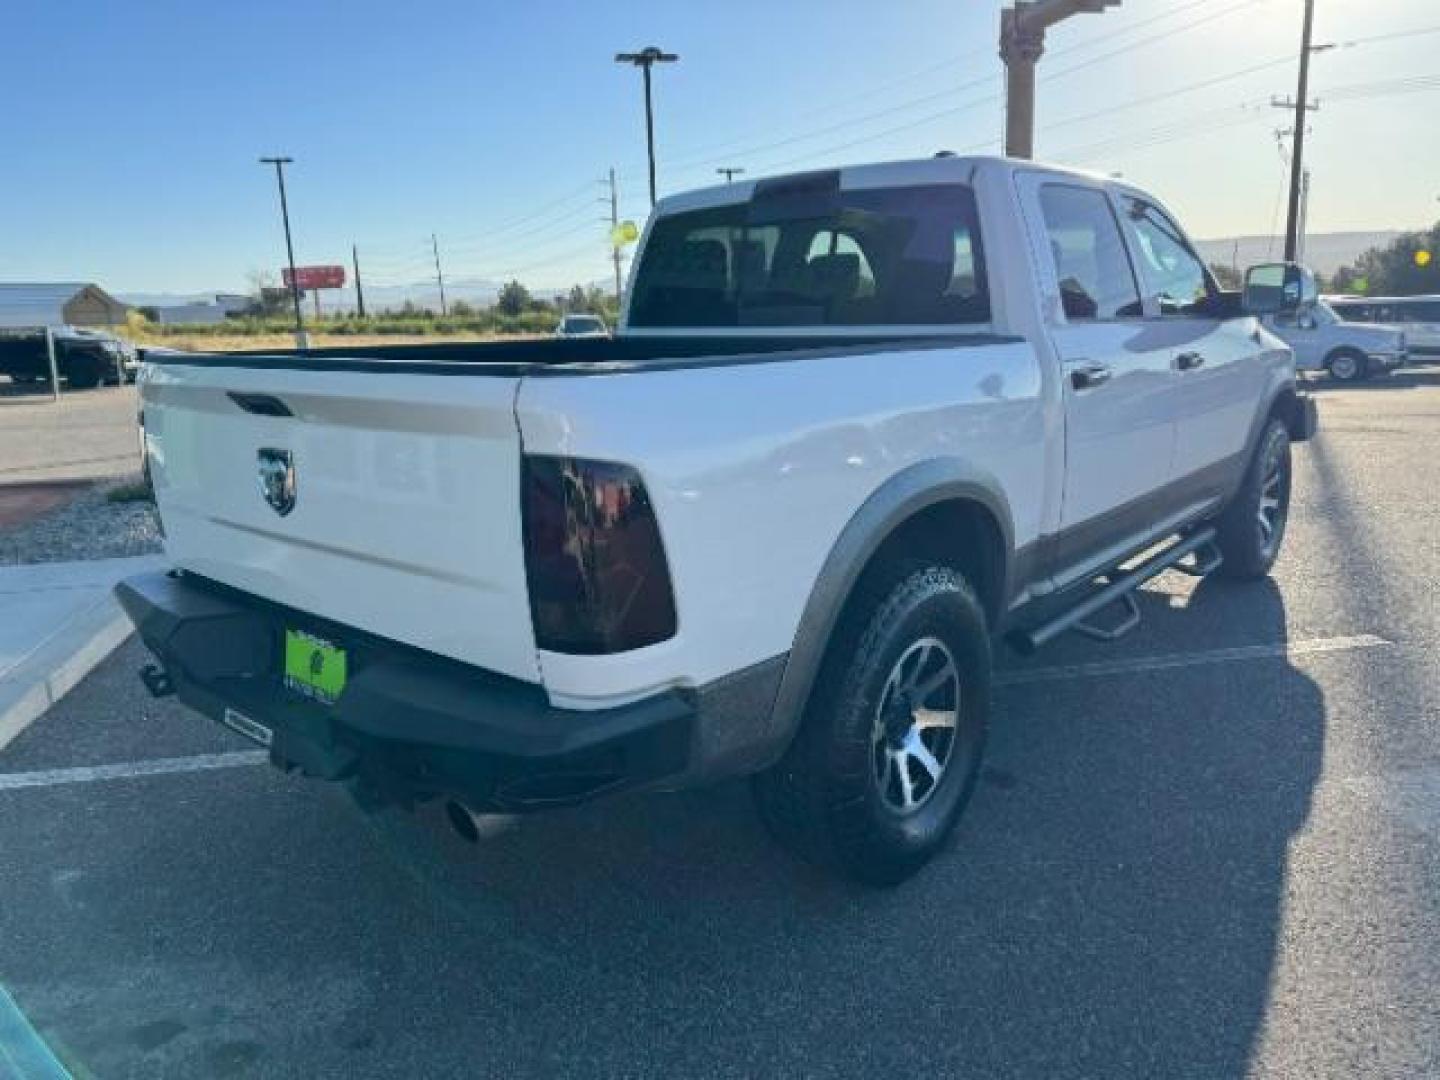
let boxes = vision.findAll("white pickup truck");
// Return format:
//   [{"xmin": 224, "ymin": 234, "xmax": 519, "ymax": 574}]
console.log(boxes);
[
  {"xmin": 118, "ymin": 157, "xmax": 1317, "ymax": 884},
  {"xmin": 1263, "ymin": 298, "xmax": 1408, "ymax": 382}
]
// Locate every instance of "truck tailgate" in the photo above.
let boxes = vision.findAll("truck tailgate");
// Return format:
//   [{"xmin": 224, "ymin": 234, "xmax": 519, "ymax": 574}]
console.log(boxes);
[{"xmin": 141, "ymin": 362, "xmax": 539, "ymax": 683}]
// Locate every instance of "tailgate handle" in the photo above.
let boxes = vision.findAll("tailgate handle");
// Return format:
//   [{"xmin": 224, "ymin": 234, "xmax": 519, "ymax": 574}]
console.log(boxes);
[{"xmin": 228, "ymin": 392, "xmax": 293, "ymax": 417}]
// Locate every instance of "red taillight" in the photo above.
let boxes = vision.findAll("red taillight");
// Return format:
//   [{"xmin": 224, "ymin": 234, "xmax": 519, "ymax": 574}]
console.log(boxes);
[{"xmin": 521, "ymin": 455, "xmax": 677, "ymax": 654}]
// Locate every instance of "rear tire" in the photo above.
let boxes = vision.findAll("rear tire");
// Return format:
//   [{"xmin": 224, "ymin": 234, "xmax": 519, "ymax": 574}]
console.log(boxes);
[
  {"xmin": 1214, "ymin": 418, "xmax": 1291, "ymax": 581},
  {"xmin": 1326, "ymin": 348, "xmax": 1368, "ymax": 383},
  {"xmin": 752, "ymin": 564, "xmax": 990, "ymax": 886}
]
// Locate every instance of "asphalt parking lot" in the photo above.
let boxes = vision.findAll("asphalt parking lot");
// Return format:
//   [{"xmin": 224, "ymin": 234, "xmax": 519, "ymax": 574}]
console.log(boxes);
[
  {"xmin": 0, "ymin": 381, "xmax": 141, "ymax": 485},
  {"xmin": 1, "ymin": 370, "xmax": 1437, "ymax": 1078}
]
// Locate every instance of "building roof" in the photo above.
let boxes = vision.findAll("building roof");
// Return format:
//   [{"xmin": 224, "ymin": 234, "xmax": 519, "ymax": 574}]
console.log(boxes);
[{"xmin": 0, "ymin": 283, "xmax": 130, "ymax": 329}]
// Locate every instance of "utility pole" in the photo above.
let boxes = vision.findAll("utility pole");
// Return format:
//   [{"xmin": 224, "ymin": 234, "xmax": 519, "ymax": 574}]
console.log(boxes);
[
  {"xmin": 616, "ymin": 46, "xmax": 679, "ymax": 206},
  {"xmin": 1271, "ymin": 98, "xmax": 1320, "ymax": 261},
  {"xmin": 430, "ymin": 233, "xmax": 447, "ymax": 316},
  {"xmin": 1297, "ymin": 168, "xmax": 1312, "ymax": 266},
  {"xmin": 259, "ymin": 155, "xmax": 305, "ymax": 345},
  {"xmin": 1282, "ymin": 0, "xmax": 1316, "ymax": 262},
  {"xmin": 716, "ymin": 167, "xmax": 745, "ymax": 184},
  {"xmin": 607, "ymin": 168, "xmax": 624, "ymax": 302},
  {"xmin": 999, "ymin": 1, "xmax": 1121, "ymax": 159},
  {"xmin": 352, "ymin": 244, "xmax": 366, "ymax": 318}
]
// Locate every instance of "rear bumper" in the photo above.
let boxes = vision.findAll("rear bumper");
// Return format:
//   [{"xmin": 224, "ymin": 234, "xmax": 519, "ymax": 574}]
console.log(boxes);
[
  {"xmin": 115, "ymin": 570, "xmax": 699, "ymax": 810},
  {"xmin": 1368, "ymin": 349, "xmax": 1408, "ymax": 370}
]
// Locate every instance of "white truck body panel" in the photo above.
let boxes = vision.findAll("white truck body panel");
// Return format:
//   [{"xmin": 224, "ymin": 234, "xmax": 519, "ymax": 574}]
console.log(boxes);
[
  {"xmin": 516, "ymin": 339, "xmax": 1045, "ymax": 706},
  {"xmin": 137, "ymin": 155, "xmax": 1301, "ymax": 714},
  {"xmin": 142, "ymin": 362, "xmax": 542, "ymax": 682}
]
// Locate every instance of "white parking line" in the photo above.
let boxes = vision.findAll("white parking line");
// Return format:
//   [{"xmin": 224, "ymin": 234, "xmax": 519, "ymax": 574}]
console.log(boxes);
[
  {"xmin": 996, "ymin": 634, "xmax": 1392, "ymax": 687},
  {"xmin": 0, "ymin": 750, "xmax": 267, "ymax": 792},
  {"xmin": 0, "ymin": 635, "xmax": 1394, "ymax": 793},
  {"xmin": 0, "ymin": 985, "xmax": 73, "ymax": 1079}
]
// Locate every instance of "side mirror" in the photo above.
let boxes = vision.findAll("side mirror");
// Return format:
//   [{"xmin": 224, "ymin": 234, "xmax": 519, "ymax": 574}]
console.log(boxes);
[{"xmin": 1243, "ymin": 262, "xmax": 1317, "ymax": 316}]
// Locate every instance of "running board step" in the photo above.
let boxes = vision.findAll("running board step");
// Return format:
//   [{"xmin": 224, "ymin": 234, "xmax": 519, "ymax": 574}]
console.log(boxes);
[{"xmin": 1012, "ymin": 528, "xmax": 1220, "ymax": 655}]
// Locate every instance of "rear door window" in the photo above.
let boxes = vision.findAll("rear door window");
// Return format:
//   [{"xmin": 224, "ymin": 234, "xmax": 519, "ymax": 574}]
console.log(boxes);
[
  {"xmin": 628, "ymin": 182, "xmax": 990, "ymax": 328},
  {"xmin": 1036, "ymin": 184, "xmax": 1143, "ymax": 320}
]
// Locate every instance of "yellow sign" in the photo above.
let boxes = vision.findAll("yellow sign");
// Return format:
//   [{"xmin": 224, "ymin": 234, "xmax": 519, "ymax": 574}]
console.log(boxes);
[
  {"xmin": 610, "ymin": 220, "xmax": 640, "ymax": 248},
  {"xmin": 1416, "ymin": 250, "xmax": 1433, "ymax": 268}
]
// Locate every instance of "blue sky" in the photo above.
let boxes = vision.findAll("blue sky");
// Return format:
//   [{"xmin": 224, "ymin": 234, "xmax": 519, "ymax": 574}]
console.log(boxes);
[{"xmin": 2, "ymin": 0, "xmax": 1438, "ymax": 297}]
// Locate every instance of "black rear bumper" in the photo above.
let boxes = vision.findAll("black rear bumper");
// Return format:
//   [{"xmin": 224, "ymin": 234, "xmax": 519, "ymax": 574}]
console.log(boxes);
[{"xmin": 115, "ymin": 571, "xmax": 695, "ymax": 810}]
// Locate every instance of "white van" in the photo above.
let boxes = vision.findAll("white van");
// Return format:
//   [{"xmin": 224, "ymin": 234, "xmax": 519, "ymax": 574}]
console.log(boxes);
[{"xmin": 1327, "ymin": 295, "xmax": 1440, "ymax": 356}]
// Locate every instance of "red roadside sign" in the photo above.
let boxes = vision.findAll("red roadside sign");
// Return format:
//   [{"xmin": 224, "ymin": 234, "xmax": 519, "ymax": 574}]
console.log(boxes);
[{"xmin": 282, "ymin": 265, "xmax": 346, "ymax": 290}]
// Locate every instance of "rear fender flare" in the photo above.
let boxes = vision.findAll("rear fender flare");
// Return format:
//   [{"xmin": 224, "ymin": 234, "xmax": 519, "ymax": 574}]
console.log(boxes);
[{"xmin": 763, "ymin": 458, "xmax": 1014, "ymax": 759}]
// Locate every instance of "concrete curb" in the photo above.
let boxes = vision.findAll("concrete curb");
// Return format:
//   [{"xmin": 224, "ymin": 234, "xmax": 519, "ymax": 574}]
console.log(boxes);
[{"xmin": 0, "ymin": 588, "xmax": 136, "ymax": 754}]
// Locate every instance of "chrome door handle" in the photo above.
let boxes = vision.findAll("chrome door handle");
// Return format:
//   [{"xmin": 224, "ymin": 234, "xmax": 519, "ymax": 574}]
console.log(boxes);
[
  {"xmin": 1176, "ymin": 351, "xmax": 1206, "ymax": 371},
  {"xmin": 1070, "ymin": 362, "xmax": 1112, "ymax": 390}
]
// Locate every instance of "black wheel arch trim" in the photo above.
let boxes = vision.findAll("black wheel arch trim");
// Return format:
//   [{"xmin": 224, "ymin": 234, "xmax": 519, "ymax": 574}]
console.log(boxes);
[{"xmin": 763, "ymin": 458, "xmax": 1015, "ymax": 761}]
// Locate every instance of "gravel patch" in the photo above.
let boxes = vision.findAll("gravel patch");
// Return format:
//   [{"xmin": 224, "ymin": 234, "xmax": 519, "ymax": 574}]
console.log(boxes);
[{"xmin": 0, "ymin": 475, "xmax": 162, "ymax": 565}]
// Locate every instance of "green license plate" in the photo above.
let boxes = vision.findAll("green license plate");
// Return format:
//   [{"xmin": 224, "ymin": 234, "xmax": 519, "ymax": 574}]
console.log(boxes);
[{"xmin": 283, "ymin": 629, "xmax": 348, "ymax": 705}]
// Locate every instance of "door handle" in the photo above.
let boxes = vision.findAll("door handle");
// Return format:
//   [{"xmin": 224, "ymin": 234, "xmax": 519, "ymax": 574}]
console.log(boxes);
[
  {"xmin": 1070, "ymin": 362, "xmax": 1112, "ymax": 390},
  {"xmin": 1176, "ymin": 351, "xmax": 1206, "ymax": 371}
]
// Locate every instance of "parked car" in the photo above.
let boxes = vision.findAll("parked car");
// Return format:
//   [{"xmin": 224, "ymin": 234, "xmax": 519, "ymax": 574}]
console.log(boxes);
[
  {"xmin": 0, "ymin": 326, "xmax": 136, "ymax": 389},
  {"xmin": 117, "ymin": 156, "xmax": 1316, "ymax": 884},
  {"xmin": 1327, "ymin": 294, "xmax": 1440, "ymax": 356},
  {"xmin": 1263, "ymin": 299, "xmax": 1407, "ymax": 382},
  {"xmin": 554, "ymin": 313, "xmax": 609, "ymax": 338}
]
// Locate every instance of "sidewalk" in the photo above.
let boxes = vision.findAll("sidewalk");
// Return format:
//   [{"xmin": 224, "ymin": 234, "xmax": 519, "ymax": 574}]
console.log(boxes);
[{"xmin": 0, "ymin": 554, "xmax": 163, "ymax": 751}]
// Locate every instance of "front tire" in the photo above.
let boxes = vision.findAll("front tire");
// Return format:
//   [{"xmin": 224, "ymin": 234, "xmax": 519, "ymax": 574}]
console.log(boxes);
[
  {"xmin": 1327, "ymin": 348, "xmax": 1368, "ymax": 383},
  {"xmin": 753, "ymin": 564, "xmax": 990, "ymax": 885},
  {"xmin": 1215, "ymin": 418, "xmax": 1292, "ymax": 580}
]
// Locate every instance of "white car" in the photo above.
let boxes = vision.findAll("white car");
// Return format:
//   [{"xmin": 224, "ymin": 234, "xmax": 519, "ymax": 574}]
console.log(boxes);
[
  {"xmin": 1263, "ymin": 300, "xmax": 1408, "ymax": 382},
  {"xmin": 555, "ymin": 313, "xmax": 608, "ymax": 338},
  {"xmin": 118, "ymin": 157, "xmax": 1316, "ymax": 884}
]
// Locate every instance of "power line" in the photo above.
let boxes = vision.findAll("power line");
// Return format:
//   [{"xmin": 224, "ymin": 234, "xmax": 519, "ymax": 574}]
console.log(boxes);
[
  {"xmin": 1041, "ymin": 0, "xmax": 1277, "ymax": 84},
  {"xmin": 710, "ymin": 0, "xmax": 1276, "ymax": 178},
  {"xmin": 1054, "ymin": 73, "xmax": 1440, "ymax": 165},
  {"xmin": 644, "ymin": 0, "xmax": 1227, "ymax": 182}
]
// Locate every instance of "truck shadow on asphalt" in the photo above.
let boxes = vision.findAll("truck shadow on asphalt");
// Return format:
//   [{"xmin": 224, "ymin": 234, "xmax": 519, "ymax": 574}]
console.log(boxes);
[{"xmin": 351, "ymin": 574, "xmax": 1325, "ymax": 1076}]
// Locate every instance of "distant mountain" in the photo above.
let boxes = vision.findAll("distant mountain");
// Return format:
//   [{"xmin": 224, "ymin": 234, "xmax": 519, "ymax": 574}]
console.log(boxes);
[{"xmin": 1194, "ymin": 231, "xmax": 1403, "ymax": 278}]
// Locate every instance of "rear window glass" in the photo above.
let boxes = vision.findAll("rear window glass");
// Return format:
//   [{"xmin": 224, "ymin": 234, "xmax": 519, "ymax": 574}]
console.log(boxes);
[{"xmin": 628, "ymin": 183, "xmax": 990, "ymax": 328}]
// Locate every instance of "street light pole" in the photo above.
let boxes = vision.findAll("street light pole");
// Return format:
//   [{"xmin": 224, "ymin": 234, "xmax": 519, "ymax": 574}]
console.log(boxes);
[
  {"xmin": 259, "ymin": 156, "xmax": 305, "ymax": 346},
  {"xmin": 616, "ymin": 46, "xmax": 679, "ymax": 207},
  {"xmin": 1000, "ymin": 1, "xmax": 1121, "ymax": 159}
]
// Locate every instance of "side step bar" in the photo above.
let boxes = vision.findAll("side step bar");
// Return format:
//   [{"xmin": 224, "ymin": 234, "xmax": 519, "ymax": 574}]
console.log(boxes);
[{"xmin": 1012, "ymin": 528, "xmax": 1220, "ymax": 655}]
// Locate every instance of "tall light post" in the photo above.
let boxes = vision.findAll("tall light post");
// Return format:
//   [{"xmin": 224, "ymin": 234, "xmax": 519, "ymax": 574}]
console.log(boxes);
[
  {"xmin": 258, "ymin": 156, "xmax": 305, "ymax": 344},
  {"xmin": 1000, "ymin": 1, "xmax": 1121, "ymax": 159},
  {"xmin": 615, "ymin": 46, "xmax": 679, "ymax": 207}
]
